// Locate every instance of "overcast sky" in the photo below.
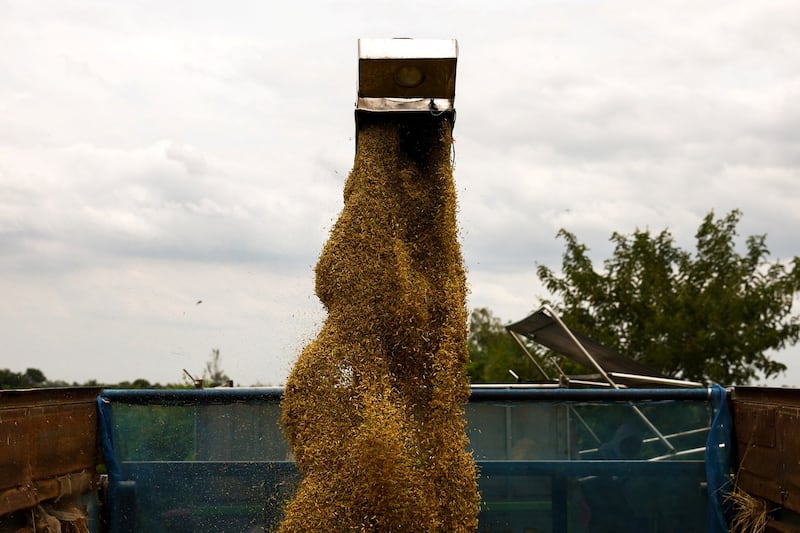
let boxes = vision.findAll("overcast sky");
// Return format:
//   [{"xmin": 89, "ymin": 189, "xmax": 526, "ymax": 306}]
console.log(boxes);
[{"xmin": 1, "ymin": 1, "xmax": 798, "ymax": 387}]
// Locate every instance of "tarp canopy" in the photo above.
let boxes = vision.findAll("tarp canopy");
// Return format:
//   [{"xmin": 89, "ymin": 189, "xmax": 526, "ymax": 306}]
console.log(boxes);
[{"xmin": 506, "ymin": 308, "xmax": 667, "ymax": 380}]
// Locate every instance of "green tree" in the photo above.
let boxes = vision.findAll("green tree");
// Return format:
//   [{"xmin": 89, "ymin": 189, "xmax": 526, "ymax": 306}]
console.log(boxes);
[
  {"xmin": 115, "ymin": 378, "xmax": 154, "ymax": 389},
  {"xmin": 0, "ymin": 367, "xmax": 49, "ymax": 389},
  {"xmin": 467, "ymin": 308, "xmax": 539, "ymax": 383},
  {"xmin": 203, "ymin": 348, "xmax": 232, "ymax": 387},
  {"xmin": 536, "ymin": 210, "xmax": 800, "ymax": 385},
  {"xmin": 24, "ymin": 368, "xmax": 47, "ymax": 385}
]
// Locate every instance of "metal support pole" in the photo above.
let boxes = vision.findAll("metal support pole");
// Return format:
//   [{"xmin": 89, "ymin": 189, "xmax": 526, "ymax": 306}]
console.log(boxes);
[{"xmin": 541, "ymin": 305, "xmax": 676, "ymax": 454}]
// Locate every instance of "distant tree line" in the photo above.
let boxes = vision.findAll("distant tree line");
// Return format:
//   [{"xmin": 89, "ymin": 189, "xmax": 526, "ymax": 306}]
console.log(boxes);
[
  {"xmin": 0, "ymin": 367, "xmax": 50, "ymax": 389},
  {"xmin": 0, "ymin": 367, "xmax": 187, "ymax": 390},
  {"xmin": 6, "ymin": 211, "xmax": 798, "ymax": 391},
  {"xmin": 0, "ymin": 349, "xmax": 234, "ymax": 390}
]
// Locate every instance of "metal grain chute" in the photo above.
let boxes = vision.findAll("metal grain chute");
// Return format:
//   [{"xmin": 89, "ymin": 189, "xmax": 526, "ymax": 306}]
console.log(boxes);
[{"xmin": 356, "ymin": 38, "xmax": 458, "ymax": 142}]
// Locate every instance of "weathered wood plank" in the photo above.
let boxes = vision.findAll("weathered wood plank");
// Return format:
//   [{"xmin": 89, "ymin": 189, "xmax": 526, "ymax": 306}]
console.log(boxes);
[
  {"xmin": 734, "ymin": 403, "xmax": 776, "ymax": 448},
  {"xmin": 733, "ymin": 387, "xmax": 800, "ymax": 515},
  {"xmin": 766, "ymin": 520, "xmax": 800, "ymax": 533},
  {"xmin": 0, "ymin": 388, "xmax": 100, "ymax": 516}
]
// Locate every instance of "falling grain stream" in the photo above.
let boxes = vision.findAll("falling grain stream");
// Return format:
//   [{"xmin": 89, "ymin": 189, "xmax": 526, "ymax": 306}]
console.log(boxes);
[{"xmin": 279, "ymin": 115, "xmax": 480, "ymax": 532}]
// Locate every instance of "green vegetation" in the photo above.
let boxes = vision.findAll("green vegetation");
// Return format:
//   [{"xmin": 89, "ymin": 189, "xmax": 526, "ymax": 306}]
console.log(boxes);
[
  {"xmin": 203, "ymin": 348, "xmax": 232, "ymax": 387},
  {"xmin": 0, "ymin": 367, "xmax": 186, "ymax": 389},
  {"xmin": 468, "ymin": 210, "xmax": 800, "ymax": 386},
  {"xmin": 466, "ymin": 308, "xmax": 529, "ymax": 383},
  {"xmin": 112, "ymin": 405, "xmax": 196, "ymax": 461},
  {"xmin": 0, "ymin": 367, "xmax": 49, "ymax": 389},
  {"xmin": 0, "ymin": 348, "xmax": 231, "ymax": 389}
]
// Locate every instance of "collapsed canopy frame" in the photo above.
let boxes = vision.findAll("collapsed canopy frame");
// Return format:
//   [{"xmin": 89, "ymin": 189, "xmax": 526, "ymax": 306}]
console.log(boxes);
[{"xmin": 505, "ymin": 305, "xmax": 702, "ymax": 389}]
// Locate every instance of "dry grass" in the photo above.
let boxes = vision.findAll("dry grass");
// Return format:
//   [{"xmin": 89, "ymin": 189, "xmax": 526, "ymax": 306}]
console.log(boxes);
[
  {"xmin": 279, "ymin": 115, "xmax": 480, "ymax": 532},
  {"xmin": 26, "ymin": 504, "xmax": 89, "ymax": 533},
  {"xmin": 726, "ymin": 486, "xmax": 770, "ymax": 533}
]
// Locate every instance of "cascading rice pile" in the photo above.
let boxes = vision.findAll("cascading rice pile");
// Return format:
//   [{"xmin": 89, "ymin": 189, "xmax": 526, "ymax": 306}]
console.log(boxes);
[{"xmin": 279, "ymin": 114, "xmax": 480, "ymax": 532}]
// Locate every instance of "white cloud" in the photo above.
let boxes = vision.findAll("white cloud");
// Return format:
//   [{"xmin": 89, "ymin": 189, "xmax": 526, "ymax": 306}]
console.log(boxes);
[{"xmin": 0, "ymin": 0, "xmax": 798, "ymax": 386}]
